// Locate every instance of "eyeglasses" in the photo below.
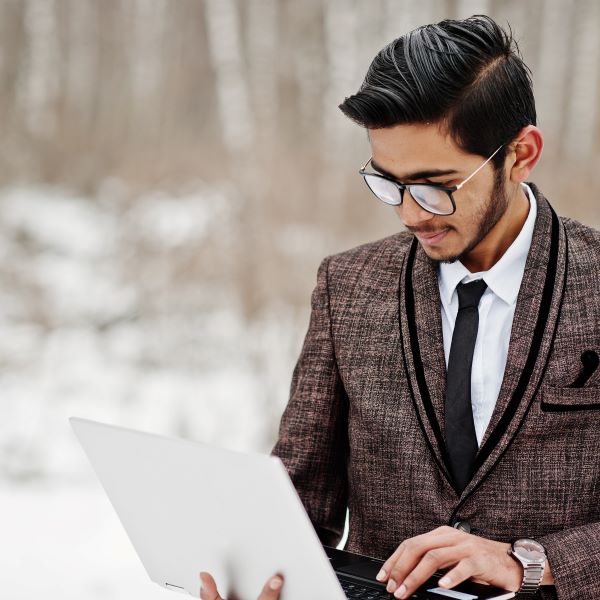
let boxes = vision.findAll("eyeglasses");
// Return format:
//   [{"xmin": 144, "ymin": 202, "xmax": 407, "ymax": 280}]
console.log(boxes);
[{"xmin": 358, "ymin": 145, "xmax": 504, "ymax": 216}]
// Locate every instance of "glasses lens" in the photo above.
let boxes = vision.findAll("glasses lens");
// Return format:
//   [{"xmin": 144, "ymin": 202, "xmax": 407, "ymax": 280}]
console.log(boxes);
[
  {"xmin": 363, "ymin": 175, "xmax": 402, "ymax": 206},
  {"xmin": 408, "ymin": 185, "xmax": 454, "ymax": 215}
]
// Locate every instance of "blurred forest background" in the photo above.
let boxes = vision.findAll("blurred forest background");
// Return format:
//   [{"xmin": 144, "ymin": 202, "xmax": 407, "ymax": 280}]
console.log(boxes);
[{"xmin": 1, "ymin": 0, "xmax": 599, "ymax": 599}]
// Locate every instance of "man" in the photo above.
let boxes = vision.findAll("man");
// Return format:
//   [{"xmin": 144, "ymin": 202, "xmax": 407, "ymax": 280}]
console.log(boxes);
[{"xmin": 200, "ymin": 15, "xmax": 600, "ymax": 600}]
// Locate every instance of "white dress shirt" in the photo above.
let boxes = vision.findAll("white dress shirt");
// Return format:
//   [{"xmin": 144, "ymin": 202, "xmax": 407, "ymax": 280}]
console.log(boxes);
[{"xmin": 438, "ymin": 183, "xmax": 537, "ymax": 446}]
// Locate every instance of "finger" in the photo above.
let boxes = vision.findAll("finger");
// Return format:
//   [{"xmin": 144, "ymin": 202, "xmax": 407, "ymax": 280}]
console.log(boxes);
[
  {"xmin": 378, "ymin": 533, "xmax": 431, "ymax": 581},
  {"xmin": 199, "ymin": 572, "xmax": 223, "ymax": 600},
  {"xmin": 258, "ymin": 574, "xmax": 284, "ymax": 600},
  {"xmin": 377, "ymin": 527, "xmax": 458, "ymax": 583},
  {"xmin": 391, "ymin": 547, "xmax": 461, "ymax": 599},
  {"xmin": 377, "ymin": 543, "xmax": 407, "ymax": 582},
  {"xmin": 384, "ymin": 531, "xmax": 464, "ymax": 592},
  {"xmin": 437, "ymin": 560, "xmax": 475, "ymax": 590}
]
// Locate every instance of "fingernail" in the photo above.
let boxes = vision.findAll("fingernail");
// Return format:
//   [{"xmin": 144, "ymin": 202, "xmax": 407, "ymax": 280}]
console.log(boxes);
[
  {"xmin": 269, "ymin": 578, "xmax": 282, "ymax": 590},
  {"xmin": 386, "ymin": 578, "xmax": 397, "ymax": 593},
  {"xmin": 439, "ymin": 576, "xmax": 451, "ymax": 587},
  {"xmin": 376, "ymin": 568, "xmax": 386, "ymax": 581},
  {"xmin": 394, "ymin": 584, "xmax": 407, "ymax": 599}
]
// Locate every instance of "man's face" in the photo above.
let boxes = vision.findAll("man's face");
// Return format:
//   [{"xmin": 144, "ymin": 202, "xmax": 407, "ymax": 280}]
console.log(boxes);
[{"xmin": 368, "ymin": 123, "xmax": 510, "ymax": 264}]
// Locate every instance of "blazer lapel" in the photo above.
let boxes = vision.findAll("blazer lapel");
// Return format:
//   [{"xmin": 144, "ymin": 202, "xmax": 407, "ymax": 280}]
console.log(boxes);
[
  {"xmin": 399, "ymin": 235, "xmax": 453, "ymax": 490},
  {"xmin": 461, "ymin": 185, "xmax": 568, "ymax": 500},
  {"xmin": 398, "ymin": 184, "xmax": 568, "ymax": 499}
]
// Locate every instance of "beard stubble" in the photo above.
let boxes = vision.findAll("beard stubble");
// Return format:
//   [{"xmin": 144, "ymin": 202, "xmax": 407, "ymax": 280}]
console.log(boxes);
[{"xmin": 438, "ymin": 167, "xmax": 509, "ymax": 265}]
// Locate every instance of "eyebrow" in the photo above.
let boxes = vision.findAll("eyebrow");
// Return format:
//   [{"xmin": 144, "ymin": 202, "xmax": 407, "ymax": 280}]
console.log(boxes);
[{"xmin": 370, "ymin": 158, "xmax": 458, "ymax": 182}]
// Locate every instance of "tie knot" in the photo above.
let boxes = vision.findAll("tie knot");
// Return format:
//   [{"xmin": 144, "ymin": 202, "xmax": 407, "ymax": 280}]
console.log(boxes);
[{"xmin": 456, "ymin": 279, "xmax": 487, "ymax": 310}]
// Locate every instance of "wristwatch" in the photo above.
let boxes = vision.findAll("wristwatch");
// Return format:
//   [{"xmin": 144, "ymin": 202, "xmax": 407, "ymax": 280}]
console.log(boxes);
[{"xmin": 510, "ymin": 538, "xmax": 547, "ymax": 595}]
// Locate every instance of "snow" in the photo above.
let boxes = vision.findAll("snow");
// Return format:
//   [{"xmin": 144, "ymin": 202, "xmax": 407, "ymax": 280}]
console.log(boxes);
[
  {"xmin": 0, "ymin": 483, "xmax": 172, "ymax": 600},
  {"xmin": 0, "ymin": 183, "xmax": 313, "ymax": 598}
]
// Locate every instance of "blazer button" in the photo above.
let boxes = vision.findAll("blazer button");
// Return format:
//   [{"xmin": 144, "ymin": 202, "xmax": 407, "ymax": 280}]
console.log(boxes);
[{"xmin": 452, "ymin": 520, "xmax": 471, "ymax": 533}]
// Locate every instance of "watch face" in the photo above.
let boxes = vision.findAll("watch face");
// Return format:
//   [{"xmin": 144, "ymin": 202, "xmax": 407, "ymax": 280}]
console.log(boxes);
[{"xmin": 514, "ymin": 538, "xmax": 546, "ymax": 562}]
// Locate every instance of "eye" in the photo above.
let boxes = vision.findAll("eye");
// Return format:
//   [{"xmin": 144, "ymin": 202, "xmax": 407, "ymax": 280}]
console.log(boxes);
[
  {"xmin": 433, "ymin": 178, "xmax": 458, "ymax": 187},
  {"xmin": 421, "ymin": 178, "xmax": 447, "ymax": 186}
]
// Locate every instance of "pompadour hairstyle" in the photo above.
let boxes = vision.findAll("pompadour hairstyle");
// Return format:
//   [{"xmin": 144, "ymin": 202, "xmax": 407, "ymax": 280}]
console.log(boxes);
[{"xmin": 339, "ymin": 15, "xmax": 536, "ymax": 168}]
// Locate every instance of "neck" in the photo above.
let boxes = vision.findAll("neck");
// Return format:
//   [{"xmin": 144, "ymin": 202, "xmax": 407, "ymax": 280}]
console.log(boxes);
[{"xmin": 461, "ymin": 185, "xmax": 530, "ymax": 273}]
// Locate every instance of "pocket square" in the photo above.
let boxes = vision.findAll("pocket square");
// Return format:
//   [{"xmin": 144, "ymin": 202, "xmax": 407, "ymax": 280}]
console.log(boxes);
[{"xmin": 569, "ymin": 350, "xmax": 599, "ymax": 388}]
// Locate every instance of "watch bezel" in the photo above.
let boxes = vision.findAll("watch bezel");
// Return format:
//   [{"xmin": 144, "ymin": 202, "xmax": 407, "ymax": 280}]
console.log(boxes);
[
  {"xmin": 512, "ymin": 538, "xmax": 547, "ymax": 563},
  {"xmin": 511, "ymin": 538, "xmax": 546, "ymax": 595}
]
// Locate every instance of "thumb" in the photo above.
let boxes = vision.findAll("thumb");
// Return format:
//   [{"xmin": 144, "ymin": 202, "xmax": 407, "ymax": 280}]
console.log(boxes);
[
  {"xmin": 258, "ymin": 575, "xmax": 284, "ymax": 600},
  {"xmin": 199, "ymin": 572, "xmax": 223, "ymax": 600}
]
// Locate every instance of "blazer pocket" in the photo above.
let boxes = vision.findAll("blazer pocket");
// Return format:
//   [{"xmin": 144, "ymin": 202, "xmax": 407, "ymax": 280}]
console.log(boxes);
[{"xmin": 540, "ymin": 385, "xmax": 600, "ymax": 412}]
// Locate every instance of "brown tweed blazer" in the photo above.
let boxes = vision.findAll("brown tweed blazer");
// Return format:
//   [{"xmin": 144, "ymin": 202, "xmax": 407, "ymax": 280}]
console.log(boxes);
[{"xmin": 271, "ymin": 184, "xmax": 600, "ymax": 600}]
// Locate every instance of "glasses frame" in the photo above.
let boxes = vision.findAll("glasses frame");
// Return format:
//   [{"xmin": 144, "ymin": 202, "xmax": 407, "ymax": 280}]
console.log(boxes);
[{"xmin": 358, "ymin": 144, "xmax": 504, "ymax": 216}]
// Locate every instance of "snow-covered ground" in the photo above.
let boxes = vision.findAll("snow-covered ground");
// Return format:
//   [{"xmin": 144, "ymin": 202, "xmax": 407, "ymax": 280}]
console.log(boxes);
[
  {"xmin": 0, "ymin": 183, "xmax": 328, "ymax": 598},
  {"xmin": 0, "ymin": 482, "xmax": 173, "ymax": 600}
]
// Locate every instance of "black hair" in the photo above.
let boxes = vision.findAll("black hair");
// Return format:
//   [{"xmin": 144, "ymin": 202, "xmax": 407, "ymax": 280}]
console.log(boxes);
[{"xmin": 339, "ymin": 15, "xmax": 536, "ymax": 168}]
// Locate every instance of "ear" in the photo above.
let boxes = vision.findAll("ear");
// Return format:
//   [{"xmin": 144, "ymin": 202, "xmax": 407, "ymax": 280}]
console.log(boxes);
[{"xmin": 508, "ymin": 125, "xmax": 544, "ymax": 183}]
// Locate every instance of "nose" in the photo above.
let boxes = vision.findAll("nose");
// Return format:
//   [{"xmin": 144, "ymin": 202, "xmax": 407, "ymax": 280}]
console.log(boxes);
[{"xmin": 394, "ymin": 190, "xmax": 435, "ymax": 227}]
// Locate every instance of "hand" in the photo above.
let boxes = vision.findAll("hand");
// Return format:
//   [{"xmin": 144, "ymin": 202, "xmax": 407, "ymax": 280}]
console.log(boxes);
[
  {"xmin": 374, "ymin": 526, "xmax": 523, "ymax": 599},
  {"xmin": 199, "ymin": 571, "xmax": 284, "ymax": 600}
]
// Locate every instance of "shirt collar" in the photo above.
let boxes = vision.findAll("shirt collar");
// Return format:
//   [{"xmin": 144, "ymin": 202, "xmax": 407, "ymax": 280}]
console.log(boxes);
[{"xmin": 438, "ymin": 183, "xmax": 537, "ymax": 307}]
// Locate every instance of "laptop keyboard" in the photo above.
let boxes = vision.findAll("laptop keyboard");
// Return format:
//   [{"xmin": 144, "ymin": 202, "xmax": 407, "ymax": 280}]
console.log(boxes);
[
  {"xmin": 340, "ymin": 579, "xmax": 393, "ymax": 599},
  {"xmin": 339, "ymin": 578, "xmax": 443, "ymax": 599}
]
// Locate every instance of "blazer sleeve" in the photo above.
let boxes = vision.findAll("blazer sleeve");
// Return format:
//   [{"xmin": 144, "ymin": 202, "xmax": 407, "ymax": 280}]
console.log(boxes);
[
  {"xmin": 270, "ymin": 256, "xmax": 350, "ymax": 548},
  {"xmin": 538, "ymin": 521, "xmax": 600, "ymax": 600}
]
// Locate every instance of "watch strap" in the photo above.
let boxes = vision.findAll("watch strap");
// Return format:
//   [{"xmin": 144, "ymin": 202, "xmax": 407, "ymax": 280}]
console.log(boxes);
[
  {"xmin": 510, "ymin": 539, "xmax": 546, "ymax": 595},
  {"xmin": 518, "ymin": 562, "xmax": 544, "ymax": 594}
]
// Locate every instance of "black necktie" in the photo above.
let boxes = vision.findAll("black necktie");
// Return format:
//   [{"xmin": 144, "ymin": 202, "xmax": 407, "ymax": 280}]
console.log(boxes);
[{"xmin": 445, "ymin": 279, "xmax": 488, "ymax": 494}]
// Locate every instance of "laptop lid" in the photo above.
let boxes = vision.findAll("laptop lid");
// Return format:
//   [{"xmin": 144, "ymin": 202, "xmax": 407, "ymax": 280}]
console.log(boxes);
[{"xmin": 70, "ymin": 417, "xmax": 346, "ymax": 599}]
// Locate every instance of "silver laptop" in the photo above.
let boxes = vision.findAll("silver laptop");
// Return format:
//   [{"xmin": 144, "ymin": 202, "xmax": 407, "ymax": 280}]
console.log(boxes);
[{"xmin": 70, "ymin": 417, "xmax": 515, "ymax": 600}]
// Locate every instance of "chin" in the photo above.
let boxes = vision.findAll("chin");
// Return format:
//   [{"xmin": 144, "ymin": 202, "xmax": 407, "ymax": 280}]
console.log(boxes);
[{"xmin": 419, "ymin": 244, "xmax": 462, "ymax": 264}]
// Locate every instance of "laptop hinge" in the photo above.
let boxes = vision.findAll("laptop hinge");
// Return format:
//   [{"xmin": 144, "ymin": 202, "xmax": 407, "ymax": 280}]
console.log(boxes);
[{"xmin": 165, "ymin": 582, "xmax": 188, "ymax": 594}]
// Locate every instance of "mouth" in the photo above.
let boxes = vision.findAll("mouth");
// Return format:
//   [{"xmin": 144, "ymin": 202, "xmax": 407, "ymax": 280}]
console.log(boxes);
[{"xmin": 414, "ymin": 229, "xmax": 450, "ymax": 245}]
